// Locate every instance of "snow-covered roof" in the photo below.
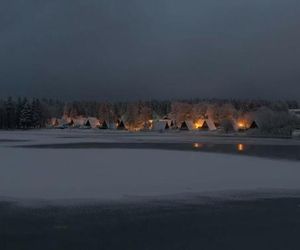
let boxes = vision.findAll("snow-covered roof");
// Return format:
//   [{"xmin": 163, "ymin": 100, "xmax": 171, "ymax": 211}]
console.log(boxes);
[
  {"xmin": 198, "ymin": 119, "xmax": 217, "ymax": 131},
  {"xmin": 232, "ymin": 119, "xmax": 259, "ymax": 131},
  {"xmin": 161, "ymin": 119, "xmax": 173, "ymax": 127},
  {"xmin": 73, "ymin": 117, "xmax": 86, "ymax": 127},
  {"xmin": 86, "ymin": 117, "xmax": 100, "ymax": 128},
  {"xmin": 108, "ymin": 122, "xmax": 116, "ymax": 129},
  {"xmin": 152, "ymin": 120, "xmax": 169, "ymax": 131},
  {"xmin": 117, "ymin": 120, "xmax": 127, "ymax": 130},
  {"xmin": 249, "ymin": 120, "xmax": 259, "ymax": 129},
  {"xmin": 180, "ymin": 120, "xmax": 196, "ymax": 130},
  {"xmin": 56, "ymin": 118, "xmax": 70, "ymax": 126}
]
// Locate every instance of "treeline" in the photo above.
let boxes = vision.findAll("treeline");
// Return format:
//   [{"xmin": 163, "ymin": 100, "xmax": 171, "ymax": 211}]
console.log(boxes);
[
  {"xmin": 0, "ymin": 98, "xmax": 64, "ymax": 129},
  {"xmin": 0, "ymin": 97, "xmax": 299, "ymax": 130}
]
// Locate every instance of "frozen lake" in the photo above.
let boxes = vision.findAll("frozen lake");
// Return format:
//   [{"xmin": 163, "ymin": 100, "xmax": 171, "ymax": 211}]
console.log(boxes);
[
  {"xmin": 1, "ymin": 130, "xmax": 300, "ymax": 250},
  {"xmin": 0, "ymin": 130, "xmax": 300, "ymax": 201}
]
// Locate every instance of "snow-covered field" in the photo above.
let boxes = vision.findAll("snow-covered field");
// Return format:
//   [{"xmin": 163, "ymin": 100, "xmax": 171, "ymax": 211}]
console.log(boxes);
[{"xmin": 0, "ymin": 130, "xmax": 300, "ymax": 202}]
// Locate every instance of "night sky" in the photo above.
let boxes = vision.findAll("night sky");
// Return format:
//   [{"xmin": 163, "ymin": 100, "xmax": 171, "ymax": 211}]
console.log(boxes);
[{"xmin": 0, "ymin": 0, "xmax": 300, "ymax": 100}]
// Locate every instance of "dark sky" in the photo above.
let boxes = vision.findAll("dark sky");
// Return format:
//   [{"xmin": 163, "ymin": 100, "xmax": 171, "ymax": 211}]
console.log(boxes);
[{"xmin": 0, "ymin": 0, "xmax": 300, "ymax": 100}]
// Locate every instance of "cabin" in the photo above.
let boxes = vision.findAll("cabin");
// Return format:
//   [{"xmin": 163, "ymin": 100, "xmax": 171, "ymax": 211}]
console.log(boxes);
[
  {"xmin": 234, "ymin": 119, "xmax": 248, "ymax": 131},
  {"xmin": 249, "ymin": 120, "xmax": 259, "ymax": 129},
  {"xmin": 85, "ymin": 117, "xmax": 100, "ymax": 129},
  {"xmin": 197, "ymin": 119, "xmax": 217, "ymax": 131},
  {"xmin": 84, "ymin": 119, "xmax": 92, "ymax": 128},
  {"xmin": 141, "ymin": 121, "xmax": 151, "ymax": 131},
  {"xmin": 99, "ymin": 120, "xmax": 109, "ymax": 129},
  {"xmin": 108, "ymin": 122, "xmax": 116, "ymax": 129},
  {"xmin": 117, "ymin": 120, "xmax": 127, "ymax": 130},
  {"xmin": 152, "ymin": 120, "xmax": 169, "ymax": 131},
  {"xmin": 180, "ymin": 121, "xmax": 196, "ymax": 131},
  {"xmin": 170, "ymin": 120, "xmax": 175, "ymax": 128},
  {"xmin": 53, "ymin": 118, "xmax": 70, "ymax": 129},
  {"xmin": 233, "ymin": 119, "xmax": 259, "ymax": 132},
  {"xmin": 155, "ymin": 118, "xmax": 173, "ymax": 129},
  {"xmin": 72, "ymin": 117, "xmax": 86, "ymax": 128}
]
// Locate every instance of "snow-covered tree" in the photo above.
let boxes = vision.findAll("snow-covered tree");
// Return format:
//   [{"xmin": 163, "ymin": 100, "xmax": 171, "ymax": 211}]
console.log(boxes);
[
  {"xmin": 20, "ymin": 102, "xmax": 33, "ymax": 129},
  {"xmin": 139, "ymin": 103, "xmax": 152, "ymax": 123},
  {"xmin": 191, "ymin": 102, "xmax": 208, "ymax": 120},
  {"xmin": 170, "ymin": 102, "xmax": 192, "ymax": 122},
  {"xmin": 255, "ymin": 107, "xmax": 297, "ymax": 136},
  {"xmin": 125, "ymin": 103, "xmax": 139, "ymax": 129}
]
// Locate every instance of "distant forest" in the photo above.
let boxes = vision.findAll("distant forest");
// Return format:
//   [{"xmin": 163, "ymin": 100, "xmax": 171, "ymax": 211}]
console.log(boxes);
[{"xmin": 0, "ymin": 97, "xmax": 299, "ymax": 135}]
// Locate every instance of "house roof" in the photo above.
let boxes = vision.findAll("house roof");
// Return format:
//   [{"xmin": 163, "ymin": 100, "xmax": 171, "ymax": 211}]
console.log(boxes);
[
  {"xmin": 86, "ymin": 117, "xmax": 100, "ymax": 128},
  {"xmin": 73, "ymin": 117, "xmax": 86, "ymax": 127},
  {"xmin": 180, "ymin": 120, "xmax": 196, "ymax": 130},
  {"xmin": 117, "ymin": 120, "xmax": 126, "ymax": 129},
  {"xmin": 199, "ymin": 119, "xmax": 217, "ymax": 130},
  {"xmin": 152, "ymin": 120, "xmax": 169, "ymax": 131}
]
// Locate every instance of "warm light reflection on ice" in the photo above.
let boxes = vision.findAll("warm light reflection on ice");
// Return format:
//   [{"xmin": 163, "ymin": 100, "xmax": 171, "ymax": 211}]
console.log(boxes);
[
  {"xmin": 237, "ymin": 143, "xmax": 245, "ymax": 152},
  {"xmin": 193, "ymin": 143, "xmax": 203, "ymax": 148}
]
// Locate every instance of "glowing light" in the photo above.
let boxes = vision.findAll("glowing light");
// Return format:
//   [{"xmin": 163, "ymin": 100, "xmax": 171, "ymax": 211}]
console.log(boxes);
[
  {"xmin": 237, "ymin": 144, "xmax": 244, "ymax": 152},
  {"xmin": 237, "ymin": 119, "xmax": 248, "ymax": 130},
  {"xmin": 238, "ymin": 122, "xmax": 245, "ymax": 128},
  {"xmin": 194, "ymin": 120, "xmax": 203, "ymax": 129},
  {"xmin": 193, "ymin": 143, "xmax": 203, "ymax": 148}
]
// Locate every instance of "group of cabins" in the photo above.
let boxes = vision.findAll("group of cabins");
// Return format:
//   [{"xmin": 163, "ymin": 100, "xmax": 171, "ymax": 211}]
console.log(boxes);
[
  {"xmin": 49, "ymin": 117, "xmax": 127, "ymax": 130},
  {"xmin": 48, "ymin": 116, "xmax": 259, "ymax": 133}
]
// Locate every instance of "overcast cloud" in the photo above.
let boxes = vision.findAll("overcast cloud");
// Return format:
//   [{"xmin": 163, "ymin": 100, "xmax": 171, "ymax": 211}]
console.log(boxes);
[{"xmin": 0, "ymin": 0, "xmax": 299, "ymax": 100}]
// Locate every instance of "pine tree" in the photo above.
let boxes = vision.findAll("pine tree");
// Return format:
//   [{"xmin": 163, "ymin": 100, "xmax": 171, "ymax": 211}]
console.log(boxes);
[
  {"xmin": 15, "ymin": 97, "xmax": 23, "ymax": 129},
  {"xmin": 0, "ymin": 101, "xmax": 5, "ymax": 129},
  {"xmin": 5, "ymin": 97, "xmax": 16, "ymax": 129},
  {"xmin": 20, "ymin": 102, "xmax": 33, "ymax": 129},
  {"xmin": 32, "ymin": 99, "xmax": 42, "ymax": 128}
]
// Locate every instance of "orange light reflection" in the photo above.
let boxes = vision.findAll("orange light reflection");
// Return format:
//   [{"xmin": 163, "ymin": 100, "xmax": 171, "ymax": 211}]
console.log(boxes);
[
  {"xmin": 193, "ymin": 143, "xmax": 204, "ymax": 149},
  {"xmin": 237, "ymin": 144, "xmax": 244, "ymax": 152}
]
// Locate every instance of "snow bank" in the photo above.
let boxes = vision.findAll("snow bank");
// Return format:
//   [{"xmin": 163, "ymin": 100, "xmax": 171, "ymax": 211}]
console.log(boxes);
[{"xmin": 0, "ymin": 148, "xmax": 300, "ymax": 201}]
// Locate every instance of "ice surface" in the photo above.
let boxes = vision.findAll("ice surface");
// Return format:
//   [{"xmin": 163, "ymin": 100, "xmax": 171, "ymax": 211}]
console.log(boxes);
[
  {"xmin": 1, "ymin": 129, "xmax": 300, "ymax": 146},
  {"xmin": 0, "ymin": 144, "xmax": 300, "ymax": 200}
]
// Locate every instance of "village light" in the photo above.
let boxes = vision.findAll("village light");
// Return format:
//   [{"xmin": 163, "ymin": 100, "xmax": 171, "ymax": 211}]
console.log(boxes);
[
  {"xmin": 237, "ymin": 143, "xmax": 244, "ymax": 152},
  {"xmin": 238, "ymin": 122, "xmax": 245, "ymax": 128},
  {"xmin": 194, "ymin": 120, "xmax": 203, "ymax": 129}
]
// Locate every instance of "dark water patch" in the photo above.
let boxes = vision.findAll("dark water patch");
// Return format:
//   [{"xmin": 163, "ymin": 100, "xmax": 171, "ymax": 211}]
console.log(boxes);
[
  {"xmin": 20, "ymin": 142, "xmax": 300, "ymax": 161},
  {"xmin": 0, "ymin": 139, "xmax": 29, "ymax": 143},
  {"xmin": 1, "ymin": 197, "xmax": 300, "ymax": 250}
]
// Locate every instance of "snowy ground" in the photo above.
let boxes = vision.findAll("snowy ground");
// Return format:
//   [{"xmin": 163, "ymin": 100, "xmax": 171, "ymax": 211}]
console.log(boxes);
[{"xmin": 0, "ymin": 129, "xmax": 300, "ymax": 202}]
